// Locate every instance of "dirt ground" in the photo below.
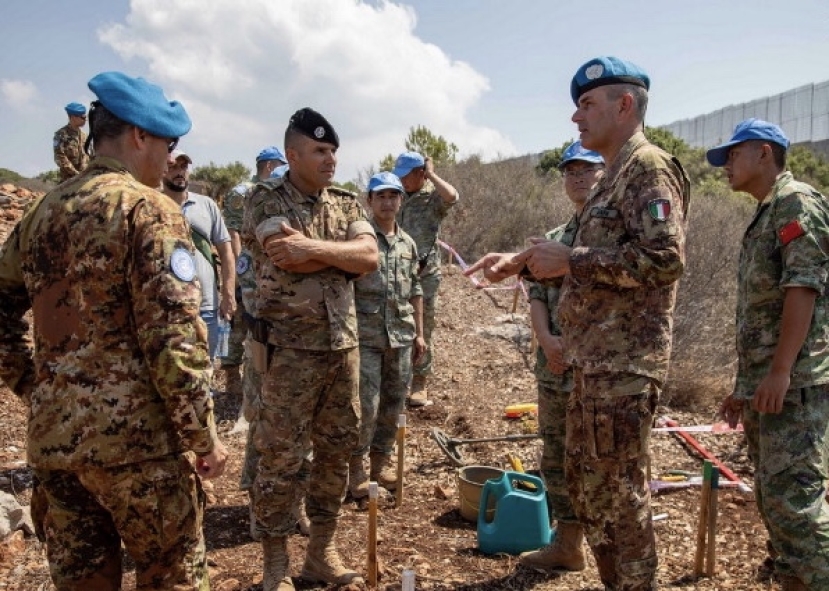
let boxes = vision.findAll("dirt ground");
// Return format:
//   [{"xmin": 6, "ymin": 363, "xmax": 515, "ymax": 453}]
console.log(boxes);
[{"xmin": 0, "ymin": 186, "xmax": 777, "ymax": 590}]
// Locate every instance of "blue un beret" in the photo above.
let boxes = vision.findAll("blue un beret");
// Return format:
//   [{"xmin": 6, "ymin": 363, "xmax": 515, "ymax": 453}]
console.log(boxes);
[
  {"xmin": 256, "ymin": 146, "xmax": 286, "ymax": 163},
  {"xmin": 87, "ymin": 71, "xmax": 192, "ymax": 138},
  {"xmin": 706, "ymin": 118, "xmax": 790, "ymax": 167},
  {"xmin": 65, "ymin": 102, "xmax": 86, "ymax": 116},
  {"xmin": 287, "ymin": 107, "xmax": 339, "ymax": 148},
  {"xmin": 571, "ymin": 56, "xmax": 650, "ymax": 105},
  {"xmin": 368, "ymin": 171, "xmax": 404, "ymax": 194}
]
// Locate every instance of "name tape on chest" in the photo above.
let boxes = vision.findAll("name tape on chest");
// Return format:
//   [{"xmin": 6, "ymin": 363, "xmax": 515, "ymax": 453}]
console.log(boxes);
[{"xmin": 590, "ymin": 206, "xmax": 619, "ymax": 219}]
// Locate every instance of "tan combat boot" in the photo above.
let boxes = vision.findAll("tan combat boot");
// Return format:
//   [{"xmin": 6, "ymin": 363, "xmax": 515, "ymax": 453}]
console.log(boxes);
[
  {"xmin": 348, "ymin": 454, "xmax": 370, "ymax": 499},
  {"xmin": 223, "ymin": 364, "xmax": 243, "ymax": 397},
  {"xmin": 369, "ymin": 451, "xmax": 398, "ymax": 491},
  {"xmin": 301, "ymin": 522, "xmax": 364, "ymax": 585},
  {"xmin": 408, "ymin": 375, "xmax": 429, "ymax": 407},
  {"xmin": 262, "ymin": 536, "xmax": 294, "ymax": 591},
  {"xmin": 519, "ymin": 521, "xmax": 586, "ymax": 572}
]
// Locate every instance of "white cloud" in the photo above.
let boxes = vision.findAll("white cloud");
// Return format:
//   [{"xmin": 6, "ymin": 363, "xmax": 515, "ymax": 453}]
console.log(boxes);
[
  {"xmin": 97, "ymin": 0, "xmax": 517, "ymax": 180},
  {"xmin": 0, "ymin": 78, "xmax": 39, "ymax": 110}
]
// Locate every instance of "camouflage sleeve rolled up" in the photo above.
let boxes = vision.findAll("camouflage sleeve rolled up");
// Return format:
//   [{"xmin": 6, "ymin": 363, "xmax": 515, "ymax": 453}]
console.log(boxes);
[
  {"xmin": 129, "ymin": 199, "xmax": 217, "ymax": 455},
  {"xmin": 0, "ymin": 221, "xmax": 36, "ymax": 399}
]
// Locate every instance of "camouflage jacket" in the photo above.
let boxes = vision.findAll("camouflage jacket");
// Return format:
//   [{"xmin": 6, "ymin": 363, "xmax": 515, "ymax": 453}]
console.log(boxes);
[
  {"xmin": 556, "ymin": 132, "xmax": 691, "ymax": 385},
  {"xmin": 529, "ymin": 215, "xmax": 578, "ymax": 390},
  {"xmin": 0, "ymin": 157, "xmax": 216, "ymax": 470},
  {"xmin": 53, "ymin": 124, "xmax": 89, "ymax": 181},
  {"xmin": 397, "ymin": 180, "xmax": 458, "ymax": 278},
  {"xmin": 222, "ymin": 177, "xmax": 258, "ymax": 311},
  {"xmin": 355, "ymin": 220, "xmax": 422, "ymax": 349},
  {"xmin": 734, "ymin": 171, "xmax": 829, "ymax": 400},
  {"xmin": 242, "ymin": 176, "xmax": 375, "ymax": 350}
]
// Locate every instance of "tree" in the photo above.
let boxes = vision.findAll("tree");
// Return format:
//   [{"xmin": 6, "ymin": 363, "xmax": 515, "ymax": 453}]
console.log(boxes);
[
  {"xmin": 378, "ymin": 125, "xmax": 459, "ymax": 170},
  {"xmin": 0, "ymin": 168, "xmax": 24, "ymax": 182},
  {"xmin": 190, "ymin": 161, "xmax": 250, "ymax": 201},
  {"xmin": 535, "ymin": 140, "xmax": 576, "ymax": 175},
  {"xmin": 36, "ymin": 170, "xmax": 61, "ymax": 184}
]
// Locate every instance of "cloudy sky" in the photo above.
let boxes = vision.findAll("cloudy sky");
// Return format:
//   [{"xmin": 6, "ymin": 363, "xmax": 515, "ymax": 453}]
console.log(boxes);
[{"xmin": 1, "ymin": 0, "xmax": 827, "ymax": 182}]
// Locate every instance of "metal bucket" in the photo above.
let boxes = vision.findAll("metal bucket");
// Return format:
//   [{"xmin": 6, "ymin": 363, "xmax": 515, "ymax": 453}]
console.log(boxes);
[{"xmin": 457, "ymin": 466, "xmax": 504, "ymax": 522}]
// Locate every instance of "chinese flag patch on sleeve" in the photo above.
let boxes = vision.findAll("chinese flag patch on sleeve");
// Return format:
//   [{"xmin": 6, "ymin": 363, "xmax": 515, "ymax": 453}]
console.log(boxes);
[{"xmin": 779, "ymin": 220, "xmax": 805, "ymax": 246}]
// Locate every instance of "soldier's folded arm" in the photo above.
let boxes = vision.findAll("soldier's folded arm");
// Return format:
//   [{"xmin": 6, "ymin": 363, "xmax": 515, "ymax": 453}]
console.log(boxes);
[
  {"xmin": 570, "ymin": 168, "xmax": 687, "ymax": 289},
  {"xmin": 128, "ymin": 199, "xmax": 220, "ymax": 457}
]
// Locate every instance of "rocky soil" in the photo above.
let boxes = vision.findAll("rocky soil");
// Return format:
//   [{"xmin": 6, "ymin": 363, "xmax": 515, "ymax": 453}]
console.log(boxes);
[{"xmin": 0, "ymin": 183, "xmax": 777, "ymax": 590}]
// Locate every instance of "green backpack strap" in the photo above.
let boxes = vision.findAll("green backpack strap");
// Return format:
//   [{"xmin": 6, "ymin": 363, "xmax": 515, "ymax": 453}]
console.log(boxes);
[{"xmin": 190, "ymin": 228, "xmax": 219, "ymax": 284}]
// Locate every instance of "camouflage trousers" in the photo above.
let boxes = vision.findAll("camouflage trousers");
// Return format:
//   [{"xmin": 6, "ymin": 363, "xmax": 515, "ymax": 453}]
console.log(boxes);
[
  {"xmin": 566, "ymin": 370, "xmax": 658, "ymax": 591},
  {"xmin": 742, "ymin": 385, "xmax": 829, "ymax": 588},
  {"xmin": 355, "ymin": 342, "xmax": 412, "ymax": 456},
  {"xmin": 220, "ymin": 300, "xmax": 247, "ymax": 367},
  {"xmin": 34, "ymin": 454, "xmax": 207, "ymax": 591},
  {"xmin": 239, "ymin": 334, "xmax": 263, "ymax": 491},
  {"xmin": 252, "ymin": 346, "xmax": 360, "ymax": 537},
  {"xmin": 537, "ymin": 382, "xmax": 577, "ymax": 523},
  {"xmin": 413, "ymin": 273, "xmax": 440, "ymax": 377}
]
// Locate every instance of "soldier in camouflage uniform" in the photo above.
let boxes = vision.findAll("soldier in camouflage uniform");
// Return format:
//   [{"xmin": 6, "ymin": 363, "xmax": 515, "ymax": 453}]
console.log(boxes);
[
  {"xmin": 242, "ymin": 108, "xmax": 377, "ymax": 591},
  {"xmin": 520, "ymin": 141, "xmax": 603, "ymax": 574},
  {"xmin": 0, "ymin": 71, "xmax": 227, "ymax": 591},
  {"xmin": 349, "ymin": 172, "xmax": 426, "ymax": 499},
  {"xmin": 468, "ymin": 57, "xmax": 690, "ymax": 591},
  {"xmin": 53, "ymin": 102, "xmax": 89, "ymax": 182},
  {"xmin": 709, "ymin": 119, "xmax": 829, "ymax": 591},
  {"xmin": 220, "ymin": 146, "xmax": 287, "ymax": 397},
  {"xmin": 393, "ymin": 151, "xmax": 459, "ymax": 406}
]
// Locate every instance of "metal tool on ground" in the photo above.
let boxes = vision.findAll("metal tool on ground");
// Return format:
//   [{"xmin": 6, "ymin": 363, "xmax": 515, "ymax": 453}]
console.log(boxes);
[
  {"xmin": 431, "ymin": 428, "xmax": 538, "ymax": 466},
  {"xmin": 395, "ymin": 414, "xmax": 406, "ymax": 508},
  {"xmin": 367, "ymin": 482, "xmax": 378, "ymax": 587}
]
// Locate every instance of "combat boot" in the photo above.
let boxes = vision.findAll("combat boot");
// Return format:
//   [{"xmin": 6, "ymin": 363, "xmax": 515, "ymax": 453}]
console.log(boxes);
[
  {"xmin": 779, "ymin": 575, "xmax": 808, "ymax": 591},
  {"xmin": 223, "ymin": 364, "xmax": 243, "ymax": 397},
  {"xmin": 301, "ymin": 522, "xmax": 364, "ymax": 585},
  {"xmin": 369, "ymin": 451, "xmax": 398, "ymax": 491},
  {"xmin": 519, "ymin": 521, "xmax": 586, "ymax": 572},
  {"xmin": 408, "ymin": 375, "xmax": 429, "ymax": 407},
  {"xmin": 262, "ymin": 536, "xmax": 294, "ymax": 591},
  {"xmin": 348, "ymin": 454, "xmax": 370, "ymax": 499}
]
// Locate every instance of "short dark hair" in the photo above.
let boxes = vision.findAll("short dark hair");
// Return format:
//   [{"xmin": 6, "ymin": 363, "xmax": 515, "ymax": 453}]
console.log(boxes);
[
  {"xmin": 769, "ymin": 142, "xmax": 787, "ymax": 169},
  {"xmin": 284, "ymin": 127, "xmax": 302, "ymax": 151},
  {"xmin": 85, "ymin": 101, "xmax": 131, "ymax": 156}
]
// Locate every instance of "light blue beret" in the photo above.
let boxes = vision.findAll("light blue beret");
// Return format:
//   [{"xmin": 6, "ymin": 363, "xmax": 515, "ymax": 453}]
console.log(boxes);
[
  {"xmin": 65, "ymin": 102, "xmax": 86, "ymax": 116},
  {"xmin": 257, "ymin": 146, "xmax": 286, "ymax": 163},
  {"xmin": 87, "ymin": 71, "xmax": 192, "ymax": 138},
  {"xmin": 571, "ymin": 56, "xmax": 650, "ymax": 104},
  {"xmin": 559, "ymin": 141, "xmax": 604, "ymax": 169}
]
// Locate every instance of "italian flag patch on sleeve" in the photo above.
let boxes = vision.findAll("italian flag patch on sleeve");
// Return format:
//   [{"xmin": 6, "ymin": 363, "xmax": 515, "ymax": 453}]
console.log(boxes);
[
  {"xmin": 779, "ymin": 220, "xmax": 805, "ymax": 245},
  {"xmin": 647, "ymin": 199, "xmax": 671, "ymax": 221}
]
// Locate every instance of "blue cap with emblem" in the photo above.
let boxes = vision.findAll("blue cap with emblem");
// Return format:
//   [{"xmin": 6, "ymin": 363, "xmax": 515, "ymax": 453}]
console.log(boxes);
[
  {"xmin": 257, "ymin": 146, "xmax": 286, "ymax": 163},
  {"xmin": 559, "ymin": 141, "xmax": 604, "ymax": 169},
  {"xmin": 368, "ymin": 171, "xmax": 404, "ymax": 194},
  {"xmin": 570, "ymin": 56, "xmax": 650, "ymax": 105},
  {"xmin": 391, "ymin": 151, "xmax": 425, "ymax": 179},
  {"xmin": 65, "ymin": 102, "xmax": 86, "ymax": 116},
  {"xmin": 705, "ymin": 118, "xmax": 790, "ymax": 167},
  {"xmin": 87, "ymin": 71, "xmax": 192, "ymax": 138},
  {"xmin": 287, "ymin": 107, "xmax": 339, "ymax": 148}
]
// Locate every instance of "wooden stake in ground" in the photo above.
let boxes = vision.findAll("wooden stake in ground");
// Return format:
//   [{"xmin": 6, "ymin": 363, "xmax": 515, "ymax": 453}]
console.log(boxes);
[
  {"xmin": 693, "ymin": 460, "xmax": 713, "ymax": 577},
  {"xmin": 367, "ymin": 481, "xmax": 379, "ymax": 587},
  {"xmin": 705, "ymin": 467, "xmax": 720, "ymax": 577},
  {"xmin": 511, "ymin": 281, "xmax": 521, "ymax": 313},
  {"xmin": 395, "ymin": 414, "xmax": 406, "ymax": 508}
]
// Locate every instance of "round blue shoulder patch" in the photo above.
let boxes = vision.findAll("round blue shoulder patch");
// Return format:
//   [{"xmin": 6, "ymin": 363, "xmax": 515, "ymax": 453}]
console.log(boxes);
[
  {"xmin": 170, "ymin": 248, "xmax": 196, "ymax": 282},
  {"xmin": 236, "ymin": 252, "xmax": 251, "ymax": 275}
]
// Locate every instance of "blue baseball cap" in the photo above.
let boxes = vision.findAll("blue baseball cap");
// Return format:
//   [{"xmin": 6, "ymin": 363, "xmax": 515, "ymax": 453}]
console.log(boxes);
[
  {"xmin": 269, "ymin": 164, "xmax": 289, "ymax": 179},
  {"xmin": 706, "ymin": 118, "xmax": 791, "ymax": 167},
  {"xmin": 257, "ymin": 146, "xmax": 286, "ymax": 163},
  {"xmin": 571, "ymin": 56, "xmax": 650, "ymax": 105},
  {"xmin": 559, "ymin": 141, "xmax": 604, "ymax": 169},
  {"xmin": 65, "ymin": 102, "xmax": 86, "ymax": 116},
  {"xmin": 87, "ymin": 71, "xmax": 192, "ymax": 138},
  {"xmin": 368, "ymin": 171, "xmax": 404, "ymax": 194},
  {"xmin": 392, "ymin": 151, "xmax": 425, "ymax": 178}
]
